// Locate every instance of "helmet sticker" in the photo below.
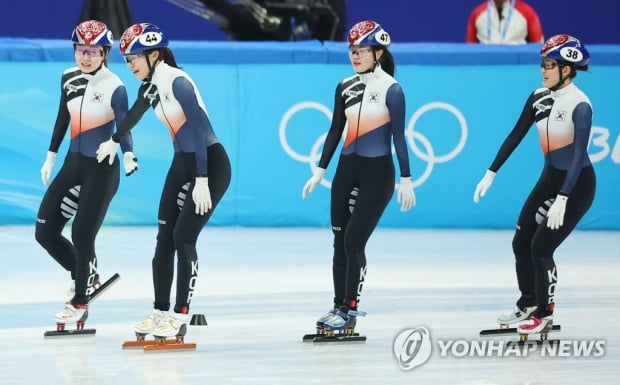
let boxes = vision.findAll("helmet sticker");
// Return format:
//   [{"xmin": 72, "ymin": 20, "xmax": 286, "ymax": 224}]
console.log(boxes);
[
  {"xmin": 120, "ymin": 24, "xmax": 144, "ymax": 52},
  {"xmin": 559, "ymin": 46, "xmax": 584, "ymax": 63},
  {"xmin": 139, "ymin": 32, "xmax": 162, "ymax": 47},
  {"xmin": 348, "ymin": 21, "xmax": 377, "ymax": 44},
  {"xmin": 375, "ymin": 30, "xmax": 391, "ymax": 46},
  {"xmin": 541, "ymin": 34, "xmax": 569, "ymax": 55}
]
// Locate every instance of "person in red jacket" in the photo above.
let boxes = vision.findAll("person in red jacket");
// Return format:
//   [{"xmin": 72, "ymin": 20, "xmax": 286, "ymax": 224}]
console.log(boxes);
[{"xmin": 467, "ymin": 0, "xmax": 543, "ymax": 44}]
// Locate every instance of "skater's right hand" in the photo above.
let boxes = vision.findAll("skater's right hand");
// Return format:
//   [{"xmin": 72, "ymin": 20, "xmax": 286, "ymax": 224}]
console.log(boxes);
[
  {"xmin": 302, "ymin": 167, "xmax": 326, "ymax": 199},
  {"xmin": 473, "ymin": 169, "xmax": 496, "ymax": 203},
  {"xmin": 96, "ymin": 137, "xmax": 120, "ymax": 165},
  {"xmin": 40, "ymin": 151, "xmax": 57, "ymax": 186},
  {"xmin": 192, "ymin": 177, "xmax": 212, "ymax": 215}
]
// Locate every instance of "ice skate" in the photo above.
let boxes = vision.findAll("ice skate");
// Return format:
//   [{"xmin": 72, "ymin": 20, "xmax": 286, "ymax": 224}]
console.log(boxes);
[
  {"xmin": 134, "ymin": 309, "xmax": 168, "ymax": 340},
  {"xmin": 135, "ymin": 312, "xmax": 196, "ymax": 352},
  {"xmin": 497, "ymin": 305, "xmax": 536, "ymax": 328},
  {"xmin": 152, "ymin": 312, "xmax": 190, "ymax": 340},
  {"xmin": 316, "ymin": 308, "xmax": 338, "ymax": 332},
  {"xmin": 517, "ymin": 314, "xmax": 554, "ymax": 341},
  {"xmin": 53, "ymin": 303, "xmax": 89, "ymax": 331},
  {"xmin": 324, "ymin": 308, "xmax": 367, "ymax": 336},
  {"xmin": 303, "ymin": 308, "xmax": 342, "ymax": 342},
  {"xmin": 308, "ymin": 308, "xmax": 367, "ymax": 343}
]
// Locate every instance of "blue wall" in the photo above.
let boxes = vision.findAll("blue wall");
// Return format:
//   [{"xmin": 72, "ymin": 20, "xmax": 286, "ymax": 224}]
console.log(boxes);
[
  {"xmin": 0, "ymin": 0, "xmax": 618, "ymax": 44},
  {"xmin": 0, "ymin": 41, "xmax": 619, "ymax": 229}
]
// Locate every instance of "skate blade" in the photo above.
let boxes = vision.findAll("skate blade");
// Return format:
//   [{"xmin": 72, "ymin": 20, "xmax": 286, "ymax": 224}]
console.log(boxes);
[
  {"xmin": 143, "ymin": 341, "xmax": 197, "ymax": 352},
  {"xmin": 122, "ymin": 339, "xmax": 183, "ymax": 349},
  {"xmin": 44, "ymin": 329, "xmax": 96, "ymax": 338},
  {"xmin": 480, "ymin": 324, "xmax": 561, "ymax": 336},
  {"xmin": 302, "ymin": 332, "xmax": 360, "ymax": 342},
  {"xmin": 312, "ymin": 334, "xmax": 366, "ymax": 344},
  {"xmin": 88, "ymin": 273, "xmax": 120, "ymax": 303}
]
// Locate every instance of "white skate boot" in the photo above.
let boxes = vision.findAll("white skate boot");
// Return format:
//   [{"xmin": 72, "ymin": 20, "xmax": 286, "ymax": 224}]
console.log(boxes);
[
  {"xmin": 55, "ymin": 303, "xmax": 89, "ymax": 330},
  {"xmin": 152, "ymin": 312, "xmax": 190, "ymax": 340},
  {"xmin": 497, "ymin": 306, "xmax": 536, "ymax": 327},
  {"xmin": 135, "ymin": 309, "xmax": 168, "ymax": 337}
]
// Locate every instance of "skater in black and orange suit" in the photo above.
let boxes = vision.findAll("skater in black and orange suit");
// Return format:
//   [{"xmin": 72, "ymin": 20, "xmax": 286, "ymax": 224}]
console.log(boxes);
[
  {"xmin": 35, "ymin": 20, "xmax": 137, "ymax": 327},
  {"xmin": 474, "ymin": 35, "xmax": 596, "ymax": 335},
  {"xmin": 302, "ymin": 20, "xmax": 415, "ymax": 334},
  {"xmin": 97, "ymin": 23, "xmax": 231, "ymax": 340}
]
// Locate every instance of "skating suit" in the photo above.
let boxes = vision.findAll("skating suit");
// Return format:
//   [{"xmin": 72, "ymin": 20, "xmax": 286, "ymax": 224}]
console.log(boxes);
[
  {"xmin": 113, "ymin": 62, "xmax": 231, "ymax": 313},
  {"xmin": 35, "ymin": 65, "xmax": 131, "ymax": 304},
  {"xmin": 318, "ymin": 66, "xmax": 410, "ymax": 308},
  {"xmin": 488, "ymin": 83, "xmax": 596, "ymax": 314}
]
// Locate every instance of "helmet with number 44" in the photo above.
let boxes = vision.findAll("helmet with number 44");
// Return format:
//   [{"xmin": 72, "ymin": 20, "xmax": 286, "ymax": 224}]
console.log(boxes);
[{"xmin": 119, "ymin": 23, "xmax": 169, "ymax": 55}]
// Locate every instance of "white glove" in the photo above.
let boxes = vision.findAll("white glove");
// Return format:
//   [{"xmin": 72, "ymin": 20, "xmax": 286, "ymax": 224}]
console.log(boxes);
[
  {"xmin": 397, "ymin": 176, "xmax": 416, "ymax": 211},
  {"xmin": 96, "ymin": 138, "xmax": 120, "ymax": 165},
  {"xmin": 192, "ymin": 177, "xmax": 212, "ymax": 215},
  {"xmin": 473, "ymin": 170, "xmax": 496, "ymax": 203},
  {"xmin": 123, "ymin": 152, "xmax": 139, "ymax": 176},
  {"xmin": 40, "ymin": 151, "xmax": 57, "ymax": 186},
  {"xmin": 547, "ymin": 194, "xmax": 568, "ymax": 230},
  {"xmin": 302, "ymin": 167, "xmax": 326, "ymax": 199}
]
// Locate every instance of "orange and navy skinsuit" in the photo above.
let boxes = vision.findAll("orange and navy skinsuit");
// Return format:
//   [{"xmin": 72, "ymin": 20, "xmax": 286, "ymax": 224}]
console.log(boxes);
[
  {"xmin": 488, "ymin": 83, "xmax": 596, "ymax": 317},
  {"xmin": 317, "ymin": 65, "xmax": 411, "ymax": 311},
  {"xmin": 112, "ymin": 62, "xmax": 231, "ymax": 314},
  {"xmin": 35, "ymin": 65, "xmax": 132, "ymax": 305}
]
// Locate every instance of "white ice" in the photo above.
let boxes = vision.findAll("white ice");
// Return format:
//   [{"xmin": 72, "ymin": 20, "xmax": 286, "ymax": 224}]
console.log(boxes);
[{"xmin": 0, "ymin": 226, "xmax": 618, "ymax": 385}]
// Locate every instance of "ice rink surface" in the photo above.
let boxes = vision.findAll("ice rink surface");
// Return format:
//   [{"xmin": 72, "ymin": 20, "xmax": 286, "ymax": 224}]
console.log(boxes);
[{"xmin": 0, "ymin": 226, "xmax": 618, "ymax": 385}]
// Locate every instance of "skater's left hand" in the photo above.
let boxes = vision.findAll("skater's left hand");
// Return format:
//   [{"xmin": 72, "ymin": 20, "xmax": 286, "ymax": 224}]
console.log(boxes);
[
  {"xmin": 96, "ymin": 138, "xmax": 120, "ymax": 165},
  {"xmin": 547, "ymin": 194, "xmax": 568, "ymax": 230},
  {"xmin": 397, "ymin": 176, "xmax": 416, "ymax": 211},
  {"xmin": 192, "ymin": 177, "xmax": 212, "ymax": 215},
  {"xmin": 123, "ymin": 151, "xmax": 139, "ymax": 176}
]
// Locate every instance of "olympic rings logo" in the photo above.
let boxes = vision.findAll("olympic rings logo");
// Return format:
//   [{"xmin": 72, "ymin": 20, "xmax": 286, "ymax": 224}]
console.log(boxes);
[{"xmin": 279, "ymin": 101, "xmax": 468, "ymax": 188}]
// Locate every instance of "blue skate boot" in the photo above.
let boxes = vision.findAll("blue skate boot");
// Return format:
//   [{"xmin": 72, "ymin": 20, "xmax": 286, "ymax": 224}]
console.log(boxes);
[
  {"xmin": 315, "ymin": 308, "xmax": 338, "ymax": 334},
  {"xmin": 324, "ymin": 305, "xmax": 366, "ymax": 337}
]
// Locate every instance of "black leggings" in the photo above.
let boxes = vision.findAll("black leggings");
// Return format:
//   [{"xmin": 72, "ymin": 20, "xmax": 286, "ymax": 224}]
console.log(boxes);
[
  {"xmin": 330, "ymin": 154, "xmax": 394, "ymax": 309},
  {"xmin": 512, "ymin": 165, "xmax": 595, "ymax": 314},
  {"xmin": 35, "ymin": 152, "xmax": 119, "ymax": 304},
  {"xmin": 152, "ymin": 144, "xmax": 231, "ymax": 313}
]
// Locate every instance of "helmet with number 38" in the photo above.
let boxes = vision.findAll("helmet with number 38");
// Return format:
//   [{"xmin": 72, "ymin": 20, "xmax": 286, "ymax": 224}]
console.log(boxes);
[
  {"xmin": 347, "ymin": 20, "xmax": 391, "ymax": 48},
  {"xmin": 119, "ymin": 23, "xmax": 169, "ymax": 55},
  {"xmin": 540, "ymin": 34, "xmax": 590, "ymax": 67}
]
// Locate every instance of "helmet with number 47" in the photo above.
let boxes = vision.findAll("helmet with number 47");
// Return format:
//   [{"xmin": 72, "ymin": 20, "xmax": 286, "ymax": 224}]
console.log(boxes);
[
  {"xmin": 347, "ymin": 20, "xmax": 391, "ymax": 48},
  {"xmin": 119, "ymin": 23, "xmax": 169, "ymax": 55},
  {"xmin": 540, "ymin": 34, "xmax": 590, "ymax": 67}
]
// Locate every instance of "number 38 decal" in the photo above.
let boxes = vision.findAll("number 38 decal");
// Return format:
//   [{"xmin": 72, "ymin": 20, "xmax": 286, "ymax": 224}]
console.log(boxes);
[{"xmin": 559, "ymin": 47, "xmax": 583, "ymax": 62}]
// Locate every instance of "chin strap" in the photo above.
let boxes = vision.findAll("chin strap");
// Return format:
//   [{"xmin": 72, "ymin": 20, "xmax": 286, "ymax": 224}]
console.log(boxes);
[{"xmin": 549, "ymin": 64, "xmax": 569, "ymax": 91}]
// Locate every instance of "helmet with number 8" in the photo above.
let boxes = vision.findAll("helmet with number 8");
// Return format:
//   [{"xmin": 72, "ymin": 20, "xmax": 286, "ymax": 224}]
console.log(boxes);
[
  {"xmin": 347, "ymin": 20, "xmax": 391, "ymax": 48},
  {"xmin": 72, "ymin": 20, "xmax": 113, "ymax": 47},
  {"xmin": 540, "ymin": 34, "xmax": 589, "ymax": 68},
  {"xmin": 119, "ymin": 23, "xmax": 169, "ymax": 55}
]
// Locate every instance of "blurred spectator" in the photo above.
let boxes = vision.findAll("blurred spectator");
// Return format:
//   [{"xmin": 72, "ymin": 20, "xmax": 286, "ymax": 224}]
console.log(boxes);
[
  {"xmin": 467, "ymin": 0, "xmax": 543, "ymax": 44},
  {"xmin": 187, "ymin": 0, "xmax": 346, "ymax": 41}
]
